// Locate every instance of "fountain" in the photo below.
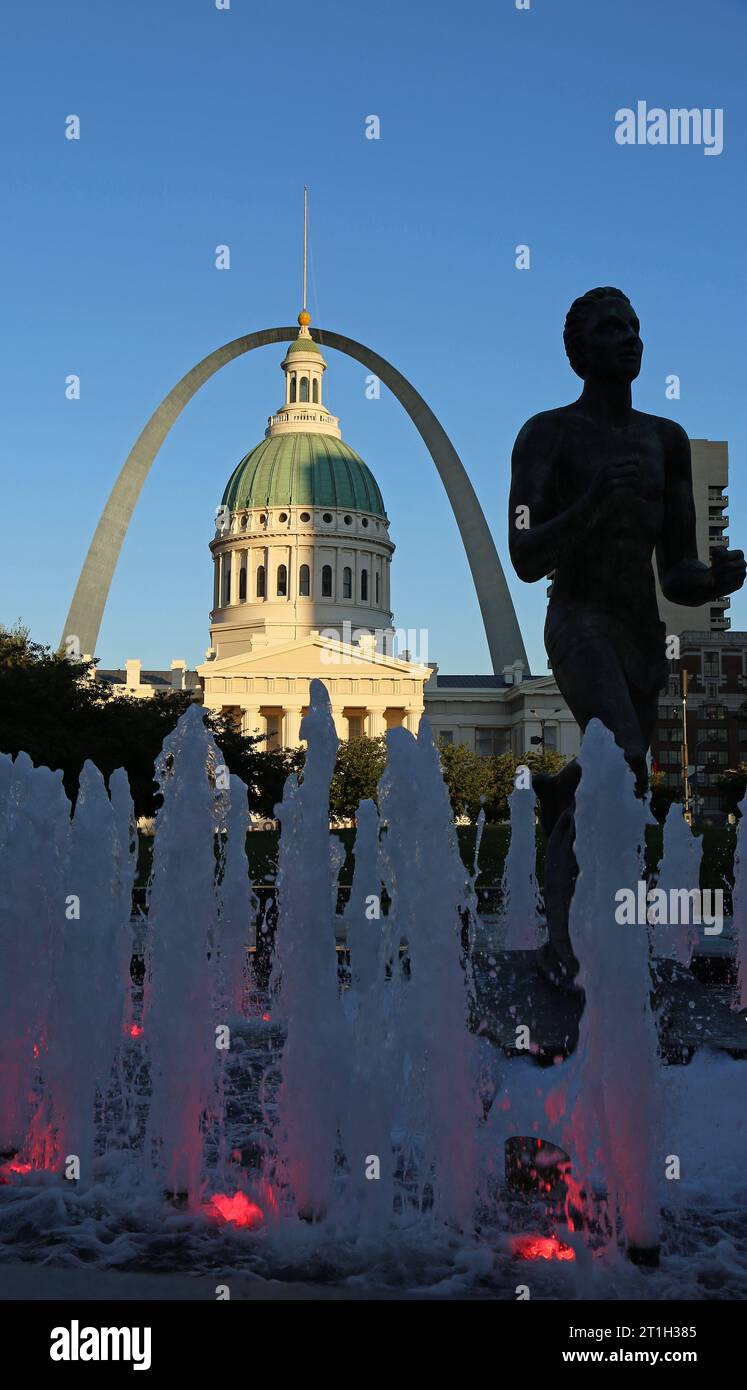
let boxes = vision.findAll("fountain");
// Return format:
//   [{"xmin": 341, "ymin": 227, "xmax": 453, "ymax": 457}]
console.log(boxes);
[
  {"xmin": 500, "ymin": 772, "xmax": 544, "ymax": 950},
  {"xmin": 732, "ymin": 791, "xmax": 747, "ymax": 1010},
  {"xmin": 563, "ymin": 720, "xmax": 661, "ymax": 1261},
  {"xmin": 271, "ymin": 682, "xmax": 347, "ymax": 1219},
  {"xmin": 144, "ymin": 706, "xmax": 224, "ymax": 1203},
  {"xmin": 653, "ymin": 801, "xmax": 701, "ymax": 965},
  {"xmin": 0, "ymin": 683, "xmax": 740, "ymax": 1299}
]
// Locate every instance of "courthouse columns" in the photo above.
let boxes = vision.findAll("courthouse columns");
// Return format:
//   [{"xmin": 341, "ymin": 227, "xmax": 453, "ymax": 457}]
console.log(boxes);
[
  {"xmin": 230, "ymin": 549, "xmax": 241, "ymax": 605},
  {"xmin": 282, "ymin": 704, "xmax": 305, "ymax": 748},
  {"xmin": 241, "ymin": 706, "xmax": 261, "ymax": 738},
  {"xmin": 368, "ymin": 709, "xmax": 386, "ymax": 738}
]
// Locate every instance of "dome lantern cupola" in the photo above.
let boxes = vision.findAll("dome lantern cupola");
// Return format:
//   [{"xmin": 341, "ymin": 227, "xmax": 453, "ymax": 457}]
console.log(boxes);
[
  {"xmin": 207, "ymin": 191, "xmax": 395, "ymax": 661},
  {"xmin": 271, "ymin": 311, "xmax": 340, "ymax": 438}
]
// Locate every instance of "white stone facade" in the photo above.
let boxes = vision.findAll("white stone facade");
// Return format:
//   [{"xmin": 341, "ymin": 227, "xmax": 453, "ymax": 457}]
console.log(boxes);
[{"xmin": 209, "ymin": 502, "xmax": 394, "ymax": 658}]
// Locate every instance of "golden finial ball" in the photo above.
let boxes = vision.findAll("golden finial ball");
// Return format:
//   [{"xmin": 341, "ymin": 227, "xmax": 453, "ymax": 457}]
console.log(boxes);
[{"xmin": 298, "ymin": 309, "xmax": 311, "ymax": 327}]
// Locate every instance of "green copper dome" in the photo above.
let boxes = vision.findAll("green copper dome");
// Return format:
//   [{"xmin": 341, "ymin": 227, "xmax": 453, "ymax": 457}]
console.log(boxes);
[
  {"xmin": 285, "ymin": 336, "xmax": 323, "ymax": 357},
  {"xmin": 222, "ymin": 432, "xmax": 387, "ymax": 518}
]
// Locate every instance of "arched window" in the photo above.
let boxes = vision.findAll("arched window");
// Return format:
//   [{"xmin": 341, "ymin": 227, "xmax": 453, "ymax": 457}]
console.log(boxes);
[
  {"xmin": 256, "ymin": 564, "xmax": 266, "ymax": 598},
  {"xmin": 312, "ymin": 379, "xmax": 319, "ymax": 403},
  {"xmin": 223, "ymin": 560, "xmax": 231, "ymax": 605},
  {"xmin": 322, "ymin": 564, "xmax": 332, "ymax": 597},
  {"xmin": 277, "ymin": 563, "xmax": 287, "ymax": 597},
  {"xmin": 239, "ymin": 567, "xmax": 247, "ymax": 601},
  {"xmin": 300, "ymin": 376, "xmax": 309, "ymax": 403},
  {"xmin": 375, "ymin": 572, "xmax": 380, "ymax": 604},
  {"xmin": 343, "ymin": 566, "xmax": 352, "ymax": 599},
  {"xmin": 299, "ymin": 563, "xmax": 310, "ymax": 596},
  {"xmin": 361, "ymin": 568, "xmax": 368, "ymax": 601},
  {"xmin": 290, "ymin": 375, "xmax": 297, "ymax": 403}
]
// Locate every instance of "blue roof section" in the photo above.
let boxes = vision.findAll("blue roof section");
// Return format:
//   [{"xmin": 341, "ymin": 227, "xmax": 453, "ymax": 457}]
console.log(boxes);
[{"xmin": 434, "ymin": 674, "xmax": 536, "ymax": 688}]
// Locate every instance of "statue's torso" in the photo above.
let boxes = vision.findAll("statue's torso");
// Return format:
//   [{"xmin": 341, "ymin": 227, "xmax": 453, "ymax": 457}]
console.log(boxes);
[{"xmin": 545, "ymin": 407, "xmax": 669, "ymax": 690}]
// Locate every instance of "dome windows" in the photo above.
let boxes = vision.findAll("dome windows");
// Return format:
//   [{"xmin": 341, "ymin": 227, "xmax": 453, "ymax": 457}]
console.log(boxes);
[
  {"xmin": 344, "ymin": 514, "xmax": 352, "ymax": 525},
  {"xmin": 312, "ymin": 379, "xmax": 319, "ymax": 404},
  {"xmin": 362, "ymin": 517, "xmax": 368, "ymax": 528},
  {"xmin": 277, "ymin": 564, "xmax": 288, "ymax": 597},
  {"xmin": 375, "ymin": 572, "xmax": 380, "ymax": 604},
  {"xmin": 323, "ymin": 512, "xmax": 333, "ymax": 524},
  {"xmin": 256, "ymin": 565, "xmax": 266, "ymax": 598},
  {"xmin": 300, "ymin": 511, "xmax": 311, "ymax": 523},
  {"xmin": 278, "ymin": 512, "xmax": 288, "ymax": 523},
  {"xmin": 322, "ymin": 564, "xmax": 333, "ymax": 598},
  {"xmin": 299, "ymin": 564, "xmax": 310, "ymax": 596},
  {"xmin": 239, "ymin": 567, "xmax": 247, "ymax": 602},
  {"xmin": 343, "ymin": 566, "xmax": 352, "ymax": 600},
  {"xmin": 361, "ymin": 568, "xmax": 369, "ymax": 602},
  {"xmin": 300, "ymin": 377, "xmax": 309, "ymax": 403},
  {"xmin": 290, "ymin": 375, "xmax": 297, "ymax": 403}
]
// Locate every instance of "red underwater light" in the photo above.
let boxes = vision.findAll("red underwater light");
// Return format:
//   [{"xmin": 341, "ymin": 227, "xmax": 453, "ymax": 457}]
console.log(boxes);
[
  {"xmin": 207, "ymin": 1191, "xmax": 265, "ymax": 1229},
  {"xmin": 511, "ymin": 1233, "xmax": 575, "ymax": 1262}
]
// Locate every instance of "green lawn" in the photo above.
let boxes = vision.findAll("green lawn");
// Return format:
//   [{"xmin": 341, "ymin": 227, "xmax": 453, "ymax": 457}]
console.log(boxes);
[{"xmin": 136, "ymin": 822, "xmax": 738, "ymax": 904}]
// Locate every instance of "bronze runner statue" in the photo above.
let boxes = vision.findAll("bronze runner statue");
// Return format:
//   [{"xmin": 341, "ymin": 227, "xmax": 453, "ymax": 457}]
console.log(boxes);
[{"xmin": 509, "ymin": 287, "xmax": 745, "ymax": 985}]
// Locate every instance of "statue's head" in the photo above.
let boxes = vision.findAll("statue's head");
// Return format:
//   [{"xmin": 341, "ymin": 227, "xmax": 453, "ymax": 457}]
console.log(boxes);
[{"xmin": 563, "ymin": 287, "xmax": 643, "ymax": 383}]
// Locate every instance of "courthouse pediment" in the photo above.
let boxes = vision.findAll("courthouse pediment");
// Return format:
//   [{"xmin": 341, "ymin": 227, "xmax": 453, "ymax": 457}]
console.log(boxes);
[
  {"xmin": 198, "ymin": 633, "xmax": 429, "ymax": 683},
  {"xmin": 199, "ymin": 632, "xmax": 429, "ymax": 744}
]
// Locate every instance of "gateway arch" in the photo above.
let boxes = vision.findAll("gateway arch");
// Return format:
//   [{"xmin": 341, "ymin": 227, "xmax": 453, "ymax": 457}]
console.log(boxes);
[{"xmin": 61, "ymin": 326, "xmax": 528, "ymax": 674}]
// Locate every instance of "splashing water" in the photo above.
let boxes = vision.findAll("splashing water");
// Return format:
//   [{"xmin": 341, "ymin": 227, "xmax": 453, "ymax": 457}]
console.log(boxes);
[
  {"xmin": 500, "ymin": 776, "xmax": 543, "ymax": 950},
  {"xmin": 341, "ymin": 797, "xmax": 399, "ymax": 1230},
  {"xmin": 0, "ymin": 691, "xmax": 676, "ymax": 1289},
  {"xmin": 0, "ymin": 754, "xmax": 70, "ymax": 1159},
  {"xmin": 271, "ymin": 680, "xmax": 347, "ymax": 1219},
  {"xmin": 144, "ymin": 706, "xmax": 222, "ymax": 1202},
  {"xmin": 652, "ymin": 802, "xmax": 701, "ymax": 965},
  {"xmin": 378, "ymin": 717, "xmax": 478, "ymax": 1228},
  {"xmin": 564, "ymin": 720, "xmax": 661, "ymax": 1254},
  {"xmin": 732, "ymin": 791, "xmax": 747, "ymax": 1010},
  {"xmin": 216, "ymin": 773, "xmax": 257, "ymax": 1018},
  {"xmin": 45, "ymin": 761, "xmax": 132, "ymax": 1180}
]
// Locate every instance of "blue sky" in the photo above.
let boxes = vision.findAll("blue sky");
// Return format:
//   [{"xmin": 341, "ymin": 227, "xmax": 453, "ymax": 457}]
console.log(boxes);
[{"xmin": 1, "ymin": 0, "xmax": 744, "ymax": 675}]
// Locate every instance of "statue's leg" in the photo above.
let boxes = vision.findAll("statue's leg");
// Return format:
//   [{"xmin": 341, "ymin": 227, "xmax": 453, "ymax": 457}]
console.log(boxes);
[
  {"xmin": 536, "ymin": 639, "xmax": 653, "ymax": 984},
  {"xmin": 533, "ymin": 758, "xmax": 580, "ymax": 838},
  {"xmin": 539, "ymin": 805, "xmax": 580, "ymax": 985},
  {"xmin": 533, "ymin": 760, "xmax": 581, "ymax": 984}
]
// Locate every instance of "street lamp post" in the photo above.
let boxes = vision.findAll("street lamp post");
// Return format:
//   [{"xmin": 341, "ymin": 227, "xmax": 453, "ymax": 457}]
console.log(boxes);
[
  {"xmin": 529, "ymin": 706, "xmax": 563, "ymax": 751},
  {"xmin": 681, "ymin": 669, "xmax": 691, "ymax": 820}
]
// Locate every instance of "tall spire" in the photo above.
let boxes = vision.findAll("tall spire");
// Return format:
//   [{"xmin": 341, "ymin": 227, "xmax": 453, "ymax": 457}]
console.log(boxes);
[
  {"xmin": 298, "ymin": 186, "xmax": 311, "ymax": 333},
  {"xmin": 269, "ymin": 196, "xmax": 338, "ymax": 438},
  {"xmin": 302, "ymin": 185, "xmax": 308, "ymax": 316}
]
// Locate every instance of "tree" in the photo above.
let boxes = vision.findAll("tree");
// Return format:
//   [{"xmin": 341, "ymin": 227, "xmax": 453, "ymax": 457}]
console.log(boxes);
[
  {"xmin": 328, "ymin": 734, "xmax": 387, "ymax": 823},
  {"xmin": 0, "ymin": 624, "xmax": 112, "ymax": 802},
  {"xmin": 436, "ymin": 741, "xmax": 569, "ymax": 825},
  {"xmin": 480, "ymin": 748, "xmax": 568, "ymax": 822},
  {"xmin": 437, "ymin": 740, "xmax": 492, "ymax": 822},
  {"xmin": 0, "ymin": 625, "xmax": 299, "ymax": 818}
]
